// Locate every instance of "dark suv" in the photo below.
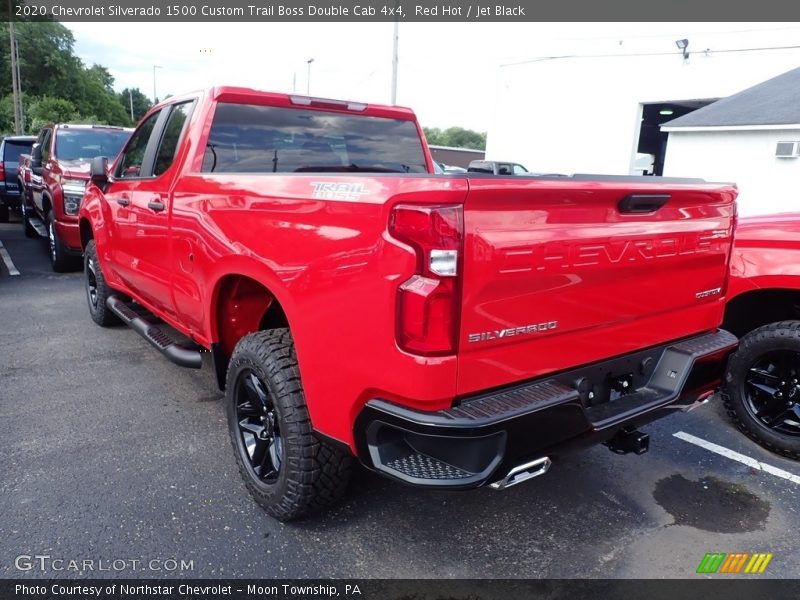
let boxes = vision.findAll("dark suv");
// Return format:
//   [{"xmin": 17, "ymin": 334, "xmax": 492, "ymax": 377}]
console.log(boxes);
[{"xmin": 0, "ymin": 135, "xmax": 36, "ymax": 221}]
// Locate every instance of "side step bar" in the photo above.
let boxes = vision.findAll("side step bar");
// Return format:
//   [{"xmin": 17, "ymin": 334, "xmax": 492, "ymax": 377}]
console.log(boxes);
[
  {"xmin": 106, "ymin": 295, "xmax": 203, "ymax": 369},
  {"xmin": 28, "ymin": 216, "xmax": 48, "ymax": 238}
]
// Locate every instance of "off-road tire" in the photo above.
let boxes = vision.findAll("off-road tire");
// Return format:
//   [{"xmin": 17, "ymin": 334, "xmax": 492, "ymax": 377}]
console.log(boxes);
[
  {"xmin": 723, "ymin": 321, "xmax": 800, "ymax": 460},
  {"xmin": 47, "ymin": 210, "xmax": 79, "ymax": 272},
  {"xmin": 84, "ymin": 240, "xmax": 120, "ymax": 327},
  {"xmin": 21, "ymin": 198, "xmax": 36, "ymax": 238},
  {"xmin": 226, "ymin": 329, "xmax": 352, "ymax": 521}
]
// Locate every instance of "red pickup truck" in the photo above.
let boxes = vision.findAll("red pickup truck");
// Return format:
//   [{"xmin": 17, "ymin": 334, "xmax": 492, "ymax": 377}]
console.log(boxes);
[
  {"xmin": 721, "ymin": 214, "xmax": 800, "ymax": 460},
  {"xmin": 19, "ymin": 124, "xmax": 131, "ymax": 271},
  {"xmin": 78, "ymin": 87, "xmax": 739, "ymax": 520}
]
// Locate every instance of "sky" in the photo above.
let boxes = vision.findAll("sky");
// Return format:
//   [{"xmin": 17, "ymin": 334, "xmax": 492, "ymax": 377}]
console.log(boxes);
[{"xmin": 65, "ymin": 22, "xmax": 800, "ymax": 132}]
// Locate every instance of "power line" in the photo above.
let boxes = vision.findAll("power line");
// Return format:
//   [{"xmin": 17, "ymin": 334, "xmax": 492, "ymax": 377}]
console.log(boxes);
[{"xmin": 500, "ymin": 44, "xmax": 800, "ymax": 67}]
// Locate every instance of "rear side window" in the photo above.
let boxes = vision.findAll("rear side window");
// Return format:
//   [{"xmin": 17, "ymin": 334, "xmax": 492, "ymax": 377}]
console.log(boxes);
[
  {"xmin": 3, "ymin": 141, "xmax": 34, "ymax": 162},
  {"xmin": 202, "ymin": 103, "xmax": 428, "ymax": 174},
  {"xmin": 154, "ymin": 102, "xmax": 193, "ymax": 176}
]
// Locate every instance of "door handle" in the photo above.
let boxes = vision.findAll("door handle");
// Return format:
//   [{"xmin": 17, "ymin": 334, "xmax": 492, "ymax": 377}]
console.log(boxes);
[
  {"xmin": 116, "ymin": 196, "xmax": 130, "ymax": 207},
  {"xmin": 147, "ymin": 199, "xmax": 166, "ymax": 212},
  {"xmin": 618, "ymin": 194, "xmax": 670, "ymax": 214}
]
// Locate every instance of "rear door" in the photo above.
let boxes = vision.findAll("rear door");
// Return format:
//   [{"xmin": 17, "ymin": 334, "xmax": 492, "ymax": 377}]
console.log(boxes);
[{"xmin": 456, "ymin": 176, "xmax": 737, "ymax": 395}]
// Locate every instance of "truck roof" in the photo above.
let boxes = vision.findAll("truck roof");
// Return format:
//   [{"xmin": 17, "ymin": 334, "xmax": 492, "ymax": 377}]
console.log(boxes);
[
  {"xmin": 53, "ymin": 124, "xmax": 134, "ymax": 131},
  {"xmin": 151, "ymin": 86, "xmax": 418, "ymax": 122}
]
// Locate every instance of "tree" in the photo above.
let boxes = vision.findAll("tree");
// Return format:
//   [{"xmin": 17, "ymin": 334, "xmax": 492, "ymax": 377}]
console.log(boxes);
[
  {"xmin": 118, "ymin": 88, "xmax": 151, "ymax": 122},
  {"xmin": 0, "ymin": 22, "xmax": 133, "ymax": 132},
  {"xmin": 423, "ymin": 126, "xmax": 487, "ymax": 150},
  {"xmin": 26, "ymin": 96, "xmax": 78, "ymax": 133}
]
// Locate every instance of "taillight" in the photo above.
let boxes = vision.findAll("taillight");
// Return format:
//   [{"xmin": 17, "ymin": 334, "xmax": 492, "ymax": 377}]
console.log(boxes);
[
  {"xmin": 0, "ymin": 162, "xmax": 5, "ymax": 180},
  {"xmin": 389, "ymin": 204, "xmax": 463, "ymax": 356}
]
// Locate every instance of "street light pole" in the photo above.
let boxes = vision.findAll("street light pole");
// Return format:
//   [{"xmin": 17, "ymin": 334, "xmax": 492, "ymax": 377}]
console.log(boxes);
[
  {"xmin": 152, "ymin": 65, "xmax": 162, "ymax": 103},
  {"xmin": 129, "ymin": 89, "xmax": 134, "ymax": 121},
  {"xmin": 306, "ymin": 58, "xmax": 314, "ymax": 95},
  {"xmin": 391, "ymin": 19, "xmax": 399, "ymax": 104}
]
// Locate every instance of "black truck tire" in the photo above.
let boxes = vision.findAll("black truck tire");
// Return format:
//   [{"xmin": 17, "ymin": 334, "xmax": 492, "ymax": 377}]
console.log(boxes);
[
  {"xmin": 84, "ymin": 240, "xmax": 120, "ymax": 327},
  {"xmin": 47, "ymin": 210, "xmax": 78, "ymax": 272},
  {"xmin": 226, "ymin": 329, "xmax": 352, "ymax": 521},
  {"xmin": 21, "ymin": 199, "xmax": 36, "ymax": 238},
  {"xmin": 723, "ymin": 321, "xmax": 800, "ymax": 460},
  {"xmin": 0, "ymin": 202, "xmax": 8, "ymax": 223}
]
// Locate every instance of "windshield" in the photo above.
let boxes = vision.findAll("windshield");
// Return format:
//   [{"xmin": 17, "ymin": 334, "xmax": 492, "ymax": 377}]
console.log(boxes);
[
  {"xmin": 55, "ymin": 129, "xmax": 131, "ymax": 161},
  {"xmin": 202, "ymin": 103, "xmax": 429, "ymax": 174}
]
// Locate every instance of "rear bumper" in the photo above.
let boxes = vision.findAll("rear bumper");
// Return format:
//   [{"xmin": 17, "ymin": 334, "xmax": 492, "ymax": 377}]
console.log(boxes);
[
  {"xmin": 354, "ymin": 329, "xmax": 737, "ymax": 489},
  {"xmin": 0, "ymin": 183, "xmax": 21, "ymax": 206}
]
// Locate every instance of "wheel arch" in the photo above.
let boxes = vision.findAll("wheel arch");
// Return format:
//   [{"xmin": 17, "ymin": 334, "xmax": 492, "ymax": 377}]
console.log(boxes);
[
  {"xmin": 209, "ymin": 272, "xmax": 292, "ymax": 390},
  {"xmin": 723, "ymin": 288, "xmax": 800, "ymax": 338},
  {"xmin": 79, "ymin": 218, "xmax": 93, "ymax": 249}
]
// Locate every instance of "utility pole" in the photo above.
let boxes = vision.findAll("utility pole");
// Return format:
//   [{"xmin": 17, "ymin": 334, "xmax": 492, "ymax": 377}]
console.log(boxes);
[
  {"xmin": 306, "ymin": 58, "xmax": 314, "ymax": 95},
  {"xmin": 9, "ymin": 19, "xmax": 22, "ymax": 134},
  {"xmin": 128, "ymin": 89, "xmax": 134, "ymax": 121}
]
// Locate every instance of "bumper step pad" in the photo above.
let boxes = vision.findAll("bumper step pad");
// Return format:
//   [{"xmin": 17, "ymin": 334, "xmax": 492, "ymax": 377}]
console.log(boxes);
[{"xmin": 384, "ymin": 453, "xmax": 472, "ymax": 481}]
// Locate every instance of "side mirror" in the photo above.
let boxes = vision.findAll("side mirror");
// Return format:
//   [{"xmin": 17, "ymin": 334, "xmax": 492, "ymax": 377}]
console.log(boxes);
[
  {"xmin": 31, "ymin": 144, "xmax": 42, "ymax": 172},
  {"xmin": 90, "ymin": 156, "xmax": 109, "ymax": 190}
]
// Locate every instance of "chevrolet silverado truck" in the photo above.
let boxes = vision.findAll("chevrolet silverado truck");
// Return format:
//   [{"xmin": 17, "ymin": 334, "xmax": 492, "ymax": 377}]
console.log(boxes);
[
  {"xmin": 722, "ymin": 213, "xmax": 800, "ymax": 459},
  {"xmin": 78, "ymin": 87, "xmax": 739, "ymax": 520},
  {"xmin": 19, "ymin": 124, "xmax": 131, "ymax": 271}
]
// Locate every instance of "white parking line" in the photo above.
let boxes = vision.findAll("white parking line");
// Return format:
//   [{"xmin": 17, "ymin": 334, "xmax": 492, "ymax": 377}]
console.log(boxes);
[
  {"xmin": 0, "ymin": 240, "xmax": 20, "ymax": 276},
  {"xmin": 674, "ymin": 431, "xmax": 800, "ymax": 485}
]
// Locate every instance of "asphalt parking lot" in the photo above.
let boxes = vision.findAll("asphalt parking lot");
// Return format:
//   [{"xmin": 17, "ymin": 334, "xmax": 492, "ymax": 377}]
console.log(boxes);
[{"xmin": 2, "ymin": 214, "xmax": 800, "ymax": 580}]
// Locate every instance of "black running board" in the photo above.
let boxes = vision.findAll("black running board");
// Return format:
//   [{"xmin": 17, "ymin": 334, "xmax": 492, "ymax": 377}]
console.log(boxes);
[{"xmin": 106, "ymin": 295, "xmax": 203, "ymax": 369}]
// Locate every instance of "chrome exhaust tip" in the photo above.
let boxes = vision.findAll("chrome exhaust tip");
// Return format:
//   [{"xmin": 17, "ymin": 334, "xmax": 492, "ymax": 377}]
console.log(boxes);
[{"xmin": 489, "ymin": 457, "xmax": 551, "ymax": 490}]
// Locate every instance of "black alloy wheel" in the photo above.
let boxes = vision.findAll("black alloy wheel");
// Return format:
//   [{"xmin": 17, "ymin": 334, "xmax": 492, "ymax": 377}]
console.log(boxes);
[
  {"xmin": 741, "ymin": 351, "xmax": 800, "ymax": 436},
  {"xmin": 233, "ymin": 370, "xmax": 284, "ymax": 482},
  {"xmin": 724, "ymin": 321, "xmax": 800, "ymax": 459}
]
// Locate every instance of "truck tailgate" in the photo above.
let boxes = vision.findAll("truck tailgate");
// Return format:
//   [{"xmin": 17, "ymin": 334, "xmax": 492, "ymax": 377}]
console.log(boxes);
[{"xmin": 457, "ymin": 177, "xmax": 737, "ymax": 395}]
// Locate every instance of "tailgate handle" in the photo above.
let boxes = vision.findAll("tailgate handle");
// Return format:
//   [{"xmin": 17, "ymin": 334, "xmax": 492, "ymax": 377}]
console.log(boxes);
[{"xmin": 618, "ymin": 194, "xmax": 670, "ymax": 214}]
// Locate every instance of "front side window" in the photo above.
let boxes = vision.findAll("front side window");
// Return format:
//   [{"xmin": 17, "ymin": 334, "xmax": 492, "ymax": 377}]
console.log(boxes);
[
  {"xmin": 202, "ymin": 103, "xmax": 428, "ymax": 174},
  {"xmin": 55, "ymin": 128, "xmax": 130, "ymax": 162},
  {"xmin": 116, "ymin": 111, "xmax": 160, "ymax": 179}
]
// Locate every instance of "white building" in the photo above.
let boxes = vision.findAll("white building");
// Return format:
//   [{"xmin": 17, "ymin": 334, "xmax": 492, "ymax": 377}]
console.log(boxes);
[
  {"xmin": 662, "ymin": 67, "xmax": 800, "ymax": 216},
  {"xmin": 486, "ymin": 26, "xmax": 800, "ymax": 216}
]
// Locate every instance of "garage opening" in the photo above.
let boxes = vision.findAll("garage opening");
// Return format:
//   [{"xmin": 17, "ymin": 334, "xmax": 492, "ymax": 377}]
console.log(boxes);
[{"xmin": 633, "ymin": 99, "xmax": 717, "ymax": 175}]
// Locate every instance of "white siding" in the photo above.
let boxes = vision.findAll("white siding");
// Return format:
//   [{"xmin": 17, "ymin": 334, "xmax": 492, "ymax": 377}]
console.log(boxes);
[
  {"xmin": 488, "ymin": 37, "xmax": 800, "ymax": 175},
  {"xmin": 663, "ymin": 130, "xmax": 800, "ymax": 217}
]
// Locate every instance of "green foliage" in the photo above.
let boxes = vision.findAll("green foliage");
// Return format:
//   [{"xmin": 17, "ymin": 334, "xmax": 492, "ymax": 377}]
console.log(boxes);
[
  {"xmin": 423, "ymin": 126, "xmax": 487, "ymax": 150},
  {"xmin": 26, "ymin": 96, "xmax": 78, "ymax": 133},
  {"xmin": 118, "ymin": 88, "xmax": 151, "ymax": 122},
  {"xmin": 0, "ymin": 21, "xmax": 144, "ymax": 134}
]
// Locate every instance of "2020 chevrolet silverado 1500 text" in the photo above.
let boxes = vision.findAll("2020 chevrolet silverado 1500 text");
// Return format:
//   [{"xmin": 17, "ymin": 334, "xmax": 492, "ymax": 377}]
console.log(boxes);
[
  {"xmin": 19, "ymin": 124, "xmax": 131, "ymax": 271},
  {"xmin": 79, "ymin": 87, "xmax": 739, "ymax": 520}
]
